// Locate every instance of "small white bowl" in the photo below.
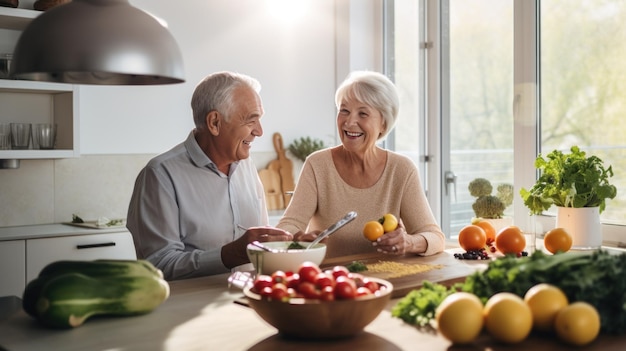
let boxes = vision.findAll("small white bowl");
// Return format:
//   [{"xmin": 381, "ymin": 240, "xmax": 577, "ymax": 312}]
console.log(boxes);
[{"xmin": 246, "ymin": 241, "xmax": 326, "ymax": 275}]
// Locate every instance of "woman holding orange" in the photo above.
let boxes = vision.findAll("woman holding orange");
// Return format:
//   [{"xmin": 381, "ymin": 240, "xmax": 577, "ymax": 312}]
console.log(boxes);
[{"xmin": 277, "ymin": 71, "xmax": 445, "ymax": 258}]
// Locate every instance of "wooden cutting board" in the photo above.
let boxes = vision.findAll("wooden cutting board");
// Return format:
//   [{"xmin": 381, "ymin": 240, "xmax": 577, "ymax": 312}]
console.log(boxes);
[
  {"xmin": 258, "ymin": 169, "xmax": 284, "ymax": 210},
  {"xmin": 270, "ymin": 132, "xmax": 294, "ymax": 207},
  {"xmin": 322, "ymin": 252, "xmax": 483, "ymax": 298}
]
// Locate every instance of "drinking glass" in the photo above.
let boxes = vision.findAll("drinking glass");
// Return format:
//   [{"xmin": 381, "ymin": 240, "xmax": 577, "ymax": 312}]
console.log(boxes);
[
  {"xmin": 33, "ymin": 123, "xmax": 57, "ymax": 149},
  {"xmin": 10, "ymin": 123, "xmax": 31, "ymax": 149}
]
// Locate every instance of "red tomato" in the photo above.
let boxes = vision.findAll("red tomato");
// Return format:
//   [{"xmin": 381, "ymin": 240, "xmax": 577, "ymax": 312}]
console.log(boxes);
[
  {"xmin": 285, "ymin": 273, "xmax": 300, "ymax": 289},
  {"xmin": 258, "ymin": 286, "xmax": 273, "ymax": 297},
  {"xmin": 314, "ymin": 272, "xmax": 335, "ymax": 289},
  {"xmin": 348, "ymin": 273, "xmax": 365, "ymax": 288},
  {"xmin": 363, "ymin": 278, "xmax": 379, "ymax": 293},
  {"xmin": 297, "ymin": 281, "xmax": 321, "ymax": 299},
  {"xmin": 253, "ymin": 275, "xmax": 273, "ymax": 293},
  {"xmin": 356, "ymin": 286, "xmax": 373, "ymax": 297},
  {"xmin": 320, "ymin": 286, "xmax": 335, "ymax": 301},
  {"xmin": 334, "ymin": 276, "xmax": 357, "ymax": 299},
  {"xmin": 271, "ymin": 270, "xmax": 287, "ymax": 284},
  {"xmin": 270, "ymin": 283, "xmax": 289, "ymax": 301},
  {"xmin": 331, "ymin": 266, "xmax": 350, "ymax": 279},
  {"xmin": 298, "ymin": 262, "xmax": 322, "ymax": 283}
]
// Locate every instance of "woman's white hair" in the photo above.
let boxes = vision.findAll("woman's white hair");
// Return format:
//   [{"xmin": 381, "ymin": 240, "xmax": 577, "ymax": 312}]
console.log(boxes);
[{"xmin": 334, "ymin": 71, "xmax": 399, "ymax": 141}]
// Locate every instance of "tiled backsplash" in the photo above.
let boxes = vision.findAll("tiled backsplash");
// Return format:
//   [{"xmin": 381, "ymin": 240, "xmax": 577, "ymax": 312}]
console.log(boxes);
[
  {"xmin": 0, "ymin": 151, "xmax": 296, "ymax": 228},
  {"xmin": 0, "ymin": 155, "xmax": 153, "ymax": 227}
]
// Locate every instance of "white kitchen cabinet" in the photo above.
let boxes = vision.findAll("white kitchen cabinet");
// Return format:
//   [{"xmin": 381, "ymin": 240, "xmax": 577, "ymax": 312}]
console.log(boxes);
[
  {"xmin": 26, "ymin": 231, "xmax": 136, "ymax": 283},
  {"xmin": 0, "ymin": 7, "xmax": 79, "ymax": 160},
  {"xmin": 0, "ymin": 240, "xmax": 26, "ymax": 298},
  {"xmin": 0, "ymin": 227, "xmax": 136, "ymax": 298}
]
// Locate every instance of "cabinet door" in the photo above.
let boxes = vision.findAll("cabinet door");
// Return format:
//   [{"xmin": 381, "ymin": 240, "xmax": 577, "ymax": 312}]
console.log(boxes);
[
  {"xmin": 26, "ymin": 231, "xmax": 136, "ymax": 282},
  {"xmin": 0, "ymin": 240, "xmax": 26, "ymax": 297}
]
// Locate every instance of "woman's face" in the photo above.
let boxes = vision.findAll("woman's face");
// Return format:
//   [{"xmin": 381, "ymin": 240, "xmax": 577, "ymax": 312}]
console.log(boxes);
[{"xmin": 337, "ymin": 97, "xmax": 385, "ymax": 153}]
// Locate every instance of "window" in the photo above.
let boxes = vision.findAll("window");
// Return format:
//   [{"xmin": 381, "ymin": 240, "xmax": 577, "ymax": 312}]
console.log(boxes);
[{"xmin": 387, "ymin": 0, "xmax": 626, "ymax": 244}]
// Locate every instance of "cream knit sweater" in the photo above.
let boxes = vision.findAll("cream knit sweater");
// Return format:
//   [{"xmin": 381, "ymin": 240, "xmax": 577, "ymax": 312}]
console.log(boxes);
[{"xmin": 277, "ymin": 149, "xmax": 445, "ymax": 258}]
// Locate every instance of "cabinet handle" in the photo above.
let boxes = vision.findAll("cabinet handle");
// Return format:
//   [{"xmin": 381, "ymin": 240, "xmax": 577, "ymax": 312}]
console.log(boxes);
[{"xmin": 76, "ymin": 242, "xmax": 116, "ymax": 249}]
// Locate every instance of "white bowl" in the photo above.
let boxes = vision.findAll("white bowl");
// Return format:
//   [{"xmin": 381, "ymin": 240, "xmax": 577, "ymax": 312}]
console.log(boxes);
[{"xmin": 246, "ymin": 241, "xmax": 326, "ymax": 275}]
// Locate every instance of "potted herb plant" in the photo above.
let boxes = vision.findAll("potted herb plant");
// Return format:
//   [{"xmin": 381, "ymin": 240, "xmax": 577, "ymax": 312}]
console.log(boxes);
[
  {"xmin": 288, "ymin": 136, "xmax": 326, "ymax": 162},
  {"xmin": 519, "ymin": 146, "xmax": 617, "ymax": 249},
  {"xmin": 468, "ymin": 178, "xmax": 514, "ymax": 231}
]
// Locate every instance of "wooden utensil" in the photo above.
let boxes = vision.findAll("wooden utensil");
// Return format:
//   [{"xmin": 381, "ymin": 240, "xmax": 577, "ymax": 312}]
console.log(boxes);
[
  {"xmin": 258, "ymin": 169, "xmax": 283, "ymax": 210},
  {"xmin": 272, "ymin": 132, "xmax": 295, "ymax": 206}
]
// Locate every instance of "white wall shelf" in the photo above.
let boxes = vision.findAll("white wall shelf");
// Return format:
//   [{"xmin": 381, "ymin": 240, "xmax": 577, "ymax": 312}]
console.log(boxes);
[{"xmin": 0, "ymin": 7, "xmax": 80, "ymax": 161}]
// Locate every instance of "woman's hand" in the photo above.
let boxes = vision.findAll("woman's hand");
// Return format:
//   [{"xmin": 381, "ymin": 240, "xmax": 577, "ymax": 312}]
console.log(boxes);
[{"xmin": 372, "ymin": 218, "xmax": 427, "ymax": 255}]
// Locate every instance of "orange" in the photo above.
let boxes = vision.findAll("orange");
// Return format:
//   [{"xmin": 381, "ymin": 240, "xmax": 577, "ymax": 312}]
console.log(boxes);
[
  {"xmin": 484, "ymin": 292, "xmax": 533, "ymax": 343},
  {"xmin": 524, "ymin": 283, "xmax": 569, "ymax": 332},
  {"xmin": 543, "ymin": 228, "xmax": 573, "ymax": 254},
  {"xmin": 471, "ymin": 218, "xmax": 496, "ymax": 244},
  {"xmin": 363, "ymin": 221, "xmax": 384, "ymax": 241},
  {"xmin": 495, "ymin": 226, "xmax": 526, "ymax": 255},
  {"xmin": 554, "ymin": 302, "xmax": 600, "ymax": 346},
  {"xmin": 458, "ymin": 224, "xmax": 487, "ymax": 251},
  {"xmin": 435, "ymin": 292, "xmax": 484, "ymax": 344}
]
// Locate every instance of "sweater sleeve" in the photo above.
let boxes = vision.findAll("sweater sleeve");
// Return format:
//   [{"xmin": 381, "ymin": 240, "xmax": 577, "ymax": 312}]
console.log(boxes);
[
  {"xmin": 395, "ymin": 154, "xmax": 445, "ymax": 256},
  {"xmin": 276, "ymin": 155, "xmax": 319, "ymax": 234}
]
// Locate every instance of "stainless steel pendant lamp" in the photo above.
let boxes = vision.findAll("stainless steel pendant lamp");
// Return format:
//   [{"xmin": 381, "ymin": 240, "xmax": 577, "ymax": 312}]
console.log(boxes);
[{"xmin": 11, "ymin": 0, "xmax": 185, "ymax": 85}]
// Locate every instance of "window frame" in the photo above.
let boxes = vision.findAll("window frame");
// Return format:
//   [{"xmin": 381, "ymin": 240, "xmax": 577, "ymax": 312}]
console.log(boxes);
[{"xmin": 385, "ymin": 0, "xmax": 626, "ymax": 246}]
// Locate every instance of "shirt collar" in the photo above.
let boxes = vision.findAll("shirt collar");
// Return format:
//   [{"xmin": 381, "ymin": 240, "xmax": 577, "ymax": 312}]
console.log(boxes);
[{"xmin": 184, "ymin": 131, "xmax": 240, "ymax": 175}]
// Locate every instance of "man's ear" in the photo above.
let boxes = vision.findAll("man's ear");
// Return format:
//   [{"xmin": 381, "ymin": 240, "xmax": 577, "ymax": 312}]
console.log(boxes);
[{"xmin": 206, "ymin": 111, "xmax": 221, "ymax": 136}]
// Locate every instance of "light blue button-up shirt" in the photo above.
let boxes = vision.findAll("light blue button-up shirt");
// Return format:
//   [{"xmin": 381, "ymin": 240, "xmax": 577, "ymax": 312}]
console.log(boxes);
[{"xmin": 127, "ymin": 131, "xmax": 268, "ymax": 280}]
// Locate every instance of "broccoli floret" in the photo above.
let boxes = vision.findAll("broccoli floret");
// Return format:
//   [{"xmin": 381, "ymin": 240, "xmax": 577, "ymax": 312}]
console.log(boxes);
[
  {"xmin": 496, "ymin": 183, "xmax": 514, "ymax": 207},
  {"xmin": 468, "ymin": 178, "xmax": 493, "ymax": 197},
  {"xmin": 472, "ymin": 195, "xmax": 506, "ymax": 219},
  {"xmin": 468, "ymin": 178, "xmax": 513, "ymax": 219}
]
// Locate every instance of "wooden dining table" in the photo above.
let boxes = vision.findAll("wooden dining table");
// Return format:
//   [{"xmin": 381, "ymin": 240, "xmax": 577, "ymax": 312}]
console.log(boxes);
[{"xmin": 0, "ymin": 250, "xmax": 624, "ymax": 350}]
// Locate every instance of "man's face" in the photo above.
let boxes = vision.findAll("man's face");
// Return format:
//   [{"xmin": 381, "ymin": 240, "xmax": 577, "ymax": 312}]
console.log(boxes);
[{"xmin": 218, "ymin": 86, "xmax": 264, "ymax": 162}]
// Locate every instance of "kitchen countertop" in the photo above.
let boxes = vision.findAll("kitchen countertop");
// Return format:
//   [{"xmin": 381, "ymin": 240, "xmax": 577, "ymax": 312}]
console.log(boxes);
[
  {"xmin": 0, "ymin": 251, "xmax": 624, "ymax": 350},
  {"xmin": 0, "ymin": 223, "xmax": 129, "ymax": 241}
]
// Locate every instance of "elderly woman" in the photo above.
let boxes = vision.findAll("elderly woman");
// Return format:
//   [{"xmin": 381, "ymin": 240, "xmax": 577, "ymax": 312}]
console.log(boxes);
[{"xmin": 277, "ymin": 71, "xmax": 445, "ymax": 258}]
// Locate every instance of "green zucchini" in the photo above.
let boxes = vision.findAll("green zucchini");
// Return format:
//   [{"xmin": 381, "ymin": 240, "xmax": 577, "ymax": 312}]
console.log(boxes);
[
  {"xmin": 22, "ymin": 259, "xmax": 169, "ymax": 327},
  {"xmin": 37, "ymin": 259, "xmax": 163, "ymax": 279},
  {"xmin": 28, "ymin": 273, "xmax": 169, "ymax": 328}
]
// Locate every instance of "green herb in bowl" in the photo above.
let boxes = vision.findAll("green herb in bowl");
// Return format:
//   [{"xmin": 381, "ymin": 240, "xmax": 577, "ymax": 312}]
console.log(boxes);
[{"xmin": 287, "ymin": 241, "xmax": 306, "ymax": 250}]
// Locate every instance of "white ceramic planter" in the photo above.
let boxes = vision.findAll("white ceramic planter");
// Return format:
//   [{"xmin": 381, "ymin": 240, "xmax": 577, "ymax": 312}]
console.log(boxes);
[
  {"xmin": 555, "ymin": 206, "xmax": 602, "ymax": 250},
  {"xmin": 484, "ymin": 217, "xmax": 514, "ymax": 234}
]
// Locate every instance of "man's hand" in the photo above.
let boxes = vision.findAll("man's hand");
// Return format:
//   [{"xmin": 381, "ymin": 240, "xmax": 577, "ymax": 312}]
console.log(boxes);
[
  {"xmin": 244, "ymin": 226, "xmax": 293, "ymax": 243},
  {"xmin": 222, "ymin": 226, "xmax": 293, "ymax": 269}
]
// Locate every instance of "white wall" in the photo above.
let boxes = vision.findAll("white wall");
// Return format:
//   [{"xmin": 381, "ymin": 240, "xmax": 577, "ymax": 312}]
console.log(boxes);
[
  {"xmin": 80, "ymin": 0, "xmax": 339, "ymax": 155},
  {"xmin": 0, "ymin": 0, "xmax": 386, "ymax": 227}
]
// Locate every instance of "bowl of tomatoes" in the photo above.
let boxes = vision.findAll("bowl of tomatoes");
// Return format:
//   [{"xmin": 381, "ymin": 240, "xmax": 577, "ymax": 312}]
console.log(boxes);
[
  {"xmin": 243, "ymin": 262, "xmax": 393, "ymax": 339},
  {"xmin": 246, "ymin": 241, "xmax": 327, "ymax": 275}
]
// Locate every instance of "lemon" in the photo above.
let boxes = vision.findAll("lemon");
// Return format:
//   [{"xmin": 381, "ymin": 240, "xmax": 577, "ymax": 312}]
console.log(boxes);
[
  {"xmin": 555, "ymin": 302, "xmax": 600, "ymax": 346},
  {"xmin": 524, "ymin": 283, "xmax": 569, "ymax": 332},
  {"xmin": 435, "ymin": 292, "xmax": 484, "ymax": 344},
  {"xmin": 484, "ymin": 292, "xmax": 532, "ymax": 343}
]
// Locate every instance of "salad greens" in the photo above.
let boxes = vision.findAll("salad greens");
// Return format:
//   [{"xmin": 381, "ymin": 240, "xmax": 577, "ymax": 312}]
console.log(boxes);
[
  {"xmin": 391, "ymin": 280, "xmax": 461, "ymax": 327},
  {"xmin": 392, "ymin": 250, "xmax": 626, "ymax": 334},
  {"xmin": 520, "ymin": 146, "xmax": 617, "ymax": 215},
  {"xmin": 346, "ymin": 260, "xmax": 368, "ymax": 273}
]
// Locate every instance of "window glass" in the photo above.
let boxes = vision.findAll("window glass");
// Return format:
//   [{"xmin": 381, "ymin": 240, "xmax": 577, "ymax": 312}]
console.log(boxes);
[
  {"xmin": 447, "ymin": 0, "xmax": 514, "ymax": 236},
  {"xmin": 540, "ymin": 0, "xmax": 626, "ymax": 223}
]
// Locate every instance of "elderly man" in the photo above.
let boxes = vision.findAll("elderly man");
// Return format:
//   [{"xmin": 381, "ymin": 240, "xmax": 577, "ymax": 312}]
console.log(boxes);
[{"xmin": 127, "ymin": 71, "xmax": 292, "ymax": 280}]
